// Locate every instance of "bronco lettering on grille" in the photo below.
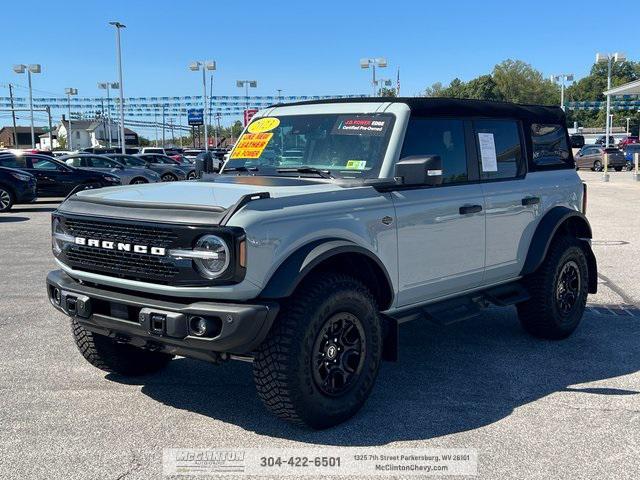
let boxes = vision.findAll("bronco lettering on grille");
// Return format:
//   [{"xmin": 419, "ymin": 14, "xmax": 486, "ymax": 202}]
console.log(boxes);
[{"xmin": 74, "ymin": 237, "xmax": 166, "ymax": 256}]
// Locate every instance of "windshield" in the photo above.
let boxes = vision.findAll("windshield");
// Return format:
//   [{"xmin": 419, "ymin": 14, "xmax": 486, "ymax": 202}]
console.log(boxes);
[
  {"xmin": 111, "ymin": 155, "xmax": 146, "ymax": 167},
  {"xmin": 223, "ymin": 113, "xmax": 395, "ymax": 178}
]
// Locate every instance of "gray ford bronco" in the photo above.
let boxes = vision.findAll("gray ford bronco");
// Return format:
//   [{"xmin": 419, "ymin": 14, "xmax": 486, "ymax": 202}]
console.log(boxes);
[{"xmin": 47, "ymin": 98, "xmax": 597, "ymax": 429}]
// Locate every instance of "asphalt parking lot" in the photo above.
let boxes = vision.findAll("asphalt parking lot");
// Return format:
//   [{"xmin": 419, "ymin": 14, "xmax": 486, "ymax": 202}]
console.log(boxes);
[{"xmin": 1, "ymin": 171, "xmax": 639, "ymax": 479}]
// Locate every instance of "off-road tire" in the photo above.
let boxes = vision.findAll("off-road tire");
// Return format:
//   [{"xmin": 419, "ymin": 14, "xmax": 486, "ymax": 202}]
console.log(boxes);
[
  {"xmin": 517, "ymin": 236, "xmax": 589, "ymax": 340},
  {"xmin": 72, "ymin": 319, "xmax": 173, "ymax": 375},
  {"xmin": 253, "ymin": 273, "xmax": 382, "ymax": 429},
  {"xmin": 0, "ymin": 186, "xmax": 15, "ymax": 212}
]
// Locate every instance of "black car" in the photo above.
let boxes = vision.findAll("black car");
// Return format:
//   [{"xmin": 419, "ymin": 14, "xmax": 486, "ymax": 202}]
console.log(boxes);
[
  {"xmin": 0, "ymin": 153, "xmax": 121, "ymax": 196},
  {"xmin": 0, "ymin": 167, "xmax": 37, "ymax": 212},
  {"xmin": 110, "ymin": 154, "xmax": 188, "ymax": 181},
  {"xmin": 569, "ymin": 134, "xmax": 585, "ymax": 149},
  {"xmin": 594, "ymin": 135, "xmax": 616, "ymax": 146},
  {"xmin": 135, "ymin": 153, "xmax": 196, "ymax": 180}
]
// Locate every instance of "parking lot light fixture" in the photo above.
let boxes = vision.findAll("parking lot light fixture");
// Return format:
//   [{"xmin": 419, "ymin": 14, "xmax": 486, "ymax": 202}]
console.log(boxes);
[
  {"xmin": 550, "ymin": 74, "xmax": 574, "ymax": 111},
  {"xmin": 360, "ymin": 58, "xmax": 388, "ymax": 96},
  {"xmin": 237, "ymin": 80, "xmax": 258, "ymax": 112},
  {"xmin": 13, "ymin": 63, "xmax": 41, "ymax": 148},
  {"xmin": 190, "ymin": 60, "xmax": 217, "ymax": 151},
  {"xmin": 98, "ymin": 82, "xmax": 119, "ymax": 147},
  {"xmin": 596, "ymin": 52, "xmax": 626, "ymax": 151},
  {"xmin": 109, "ymin": 21, "xmax": 127, "ymax": 154},
  {"xmin": 64, "ymin": 88, "xmax": 78, "ymax": 150}
]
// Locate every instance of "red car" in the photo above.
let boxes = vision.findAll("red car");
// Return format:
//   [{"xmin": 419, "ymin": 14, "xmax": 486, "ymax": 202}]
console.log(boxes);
[{"xmin": 618, "ymin": 136, "xmax": 638, "ymax": 149}]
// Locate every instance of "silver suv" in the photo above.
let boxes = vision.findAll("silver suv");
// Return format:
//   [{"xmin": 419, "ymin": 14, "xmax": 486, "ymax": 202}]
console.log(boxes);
[
  {"xmin": 61, "ymin": 154, "xmax": 160, "ymax": 184},
  {"xmin": 47, "ymin": 98, "xmax": 597, "ymax": 429}
]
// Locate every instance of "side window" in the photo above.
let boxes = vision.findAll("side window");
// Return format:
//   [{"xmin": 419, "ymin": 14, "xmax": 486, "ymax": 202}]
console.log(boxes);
[
  {"xmin": 0, "ymin": 156, "xmax": 26, "ymax": 168},
  {"xmin": 31, "ymin": 158, "xmax": 60, "ymax": 170},
  {"xmin": 88, "ymin": 156, "xmax": 114, "ymax": 168},
  {"xmin": 65, "ymin": 157, "xmax": 82, "ymax": 167},
  {"xmin": 474, "ymin": 119, "xmax": 524, "ymax": 180},
  {"xmin": 400, "ymin": 117, "xmax": 468, "ymax": 184},
  {"xmin": 531, "ymin": 124, "xmax": 571, "ymax": 168}
]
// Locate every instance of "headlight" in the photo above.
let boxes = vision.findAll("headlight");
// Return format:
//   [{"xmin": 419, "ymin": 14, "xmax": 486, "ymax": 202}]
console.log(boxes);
[
  {"xmin": 192, "ymin": 235, "xmax": 230, "ymax": 279},
  {"xmin": 52, "ymin": 218, "xmax": 71, "ymax": 255},
  {"xmin": 10, "ymin": 172, "xmax": 32, "ymax": 182}
]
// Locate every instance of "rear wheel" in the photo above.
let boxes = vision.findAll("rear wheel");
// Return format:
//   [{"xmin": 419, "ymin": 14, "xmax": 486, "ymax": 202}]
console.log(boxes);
[
  {"xmin": 187, "ymin": 171, "xmax": 197, "ymax": 180},
  {"xmin": 72, "ymin": 319, "xmax": 173, "ymax": 375},
  {"xmin": 130, "ymin": 177, "xmax": 148, "ymax": 184},
  {"xmin": 517, "ymin": 236, "xmax": 589, "ymax": 340},
  {"xmin": 161, "ymin": 173, "xmax": 177, "ymax": 182},
  {"xmin": 593, "ymin": 160, "xmax": 603, "ymax": 171},
  {"xmin": 253, "ymin": 273, "xmax": 382, "ymax": 429},
  {"xmin": 614, "ymin": 166, "xmax": 623, "ymax": 172},
  {"xmin": 0, "ymin": 186, "xmax": 14, "ymax": 212}
]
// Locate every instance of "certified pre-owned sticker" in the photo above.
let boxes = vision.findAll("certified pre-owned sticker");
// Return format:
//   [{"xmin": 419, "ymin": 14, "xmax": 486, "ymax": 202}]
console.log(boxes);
[
  {"xmin": 247, "ymin": 117, "xmax": 280, "ymax": 133},
  {"xmin": 332, "ymin": 116, "xmax": 390, "ymax": 136}
]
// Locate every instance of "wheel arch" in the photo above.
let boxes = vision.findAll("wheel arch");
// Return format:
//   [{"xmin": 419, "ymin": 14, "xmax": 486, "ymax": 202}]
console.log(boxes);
[
  {"xmin": 521, "ymin": 206, "xmax": 597, "ymax": 293},
  {"xmin": 259, "ymin": 239, "xmax": 395, "ymax": 311}
]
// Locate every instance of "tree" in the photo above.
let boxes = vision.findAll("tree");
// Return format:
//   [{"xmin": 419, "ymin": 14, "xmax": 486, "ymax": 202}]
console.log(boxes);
[
  {"xmin": 492, "ymin": 59, "xmax": 559, "ymax": 105},
  {"xmin": 379, "ymin": 87, "xmax": 397, "ymax": 97},
  {"xmin": 464, "ymin": 75, "xmax": 503, "ymax": 101},
  {"xmin": 56, "ymin": 133, "xmax": 67, "ymax": 149}
]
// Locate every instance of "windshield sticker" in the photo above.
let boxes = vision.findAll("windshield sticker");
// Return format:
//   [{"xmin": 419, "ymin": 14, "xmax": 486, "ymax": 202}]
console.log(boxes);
[
  {"xmin": 478, "ymin": 132, "xmax": 498, "ymax": 172},
  {"xmin": 230, "ymin": 132, "xmax": 273, "ymax": 159},
  {"xmin": 331, "ymin": 116, "xmax": 390, "ymax": 136},
  {"xmin": 345, "ymin": 160, "xmax": 367, "ymax": 170},
  {"xmin": 247, "ymin": 117, "xmax": 280, "ymax": 134}
]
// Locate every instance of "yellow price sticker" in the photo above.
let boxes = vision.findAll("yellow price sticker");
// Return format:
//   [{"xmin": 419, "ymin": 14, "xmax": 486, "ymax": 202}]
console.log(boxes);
[{"xmin": 247, "ymin": 117, "xmax": 280, "ymax": 133}]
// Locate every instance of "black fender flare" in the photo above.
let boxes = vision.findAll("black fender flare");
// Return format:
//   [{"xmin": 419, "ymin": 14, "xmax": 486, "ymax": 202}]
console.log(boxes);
[
  {"xmin": 521, "ymin": 206, "xmax": 597, "ymax": 293},
  {"xmin": 259, "ymin": 239, "xmax": 394, "ymax": 306}
]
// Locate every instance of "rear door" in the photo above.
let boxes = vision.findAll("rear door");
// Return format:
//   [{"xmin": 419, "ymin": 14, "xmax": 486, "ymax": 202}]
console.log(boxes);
[
  {"xmin": 392, "ymin": 117, "xmax": 486, "ymax": 306},
  {"xmin": 475, "ymin": 119, "xmax": 532, "ymax": 284}
]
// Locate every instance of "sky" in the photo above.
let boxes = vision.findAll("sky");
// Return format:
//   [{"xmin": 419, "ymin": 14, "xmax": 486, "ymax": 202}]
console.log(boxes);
[{"xmin": 0, "ymin": 0, "xmax": 636, "ymax": 129}]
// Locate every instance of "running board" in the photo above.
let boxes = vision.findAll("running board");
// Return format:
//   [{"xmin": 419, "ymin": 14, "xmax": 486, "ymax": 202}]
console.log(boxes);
[{"xmin": 390, "ymin": 282, "xmax": 530, "ymax": 326}]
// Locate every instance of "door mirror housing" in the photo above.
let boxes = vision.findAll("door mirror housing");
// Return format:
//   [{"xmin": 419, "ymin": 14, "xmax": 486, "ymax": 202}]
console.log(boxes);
[{"xmin": 394, "ymin": 155, "xmax": 443, "ymax": 186}]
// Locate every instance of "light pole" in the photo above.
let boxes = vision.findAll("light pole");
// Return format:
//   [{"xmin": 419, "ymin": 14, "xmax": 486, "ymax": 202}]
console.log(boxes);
[
  {"xmin": 277, "ymin": 89, "xmax": 283, "ymax": 103},
  {"xmin": 550, "ymin": 73, "xmax": 574, "ymax": 111},
  {"xmin": 236, "ymin": 80, "xmax": 258, "ymax": 112},
  {"xmin": 374, "ymin": 78, "xmax": 393, "ymax": 96},
  {"xmin": 109, "ymin": 21, "xmax": 127, "ymax": 154},
  {"xmin": 64, "ymin": 88, "xmax": 78, "ymax": 150},
  {"xmin": 626, "ymin": 117, "xmax": 631, "ymax": 134},
  {"xmin": 596, "ymin": 52, "xmax": 626, "ymax": 150},
  {"xmin": 189, "ymin": 60, "xmax": 216, "ymax": 151},
  {"xmin": 360, "ymin": 58, "xmax": 387, "ymax": 96},
  {"xmin": 13, "ymin": 64, "xmax": 41, "ymax": 148},
  {"xmin": 98, "ymin": 82, "xmax": 119, "ymax": 147}
]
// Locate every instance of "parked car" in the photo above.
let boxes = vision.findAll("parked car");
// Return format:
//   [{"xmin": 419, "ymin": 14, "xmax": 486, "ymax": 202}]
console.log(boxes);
[
  {"xmin": 140, "ymin": 147, "xmax": 166, "ymax": 155},
  {"xmin": 182, "ymin": 149, "xmax": 203, "ymax": 162},
  {"xmin": 0, "ymin": 167, "xmax": 37, "ymax": 212},
  {"xmin": 623, "ymin": 144, "xmax": 640, "ymax": 170},
  {"xmin": 0, "ymin": 153, "xmax": 120, "ymax": 196},
  {"xmin": 195, "ymin": 151, "xmax": 222, "ymax": 173},
  {"xmin": 52, "ymin": 150, "xmax": 74, "ymax": 158},
  {"xmin": 108, "ymin": 154, "xmax": 187, "ymax": 182},
  {"xmin": 569, "ymin": 134, "xmax": 585, "ymax": 149},
  {"xmin": 594, "ymin": 135, "xmax": 616, "ymax": 146},
  {"xmin": 82, "ymin": 147, "xmax": 140, "ymax": 155},
  {"xmin": 574, "ymin": 145, "xmax": 627, "ymax": 171},
  {"xmin": 47, "ymin": 97, "xmax": 597, "ymax": 429},
  {"xmin": 136, "ymin": 153, "xmax": 197, "ymax": 180},
  {"xmin": 61, "ymin": 154, "xmax": 160, "ymax": 184},
  {"xmin": 618, "ymin": 136, "xmax": 639, "ymax": 149}
]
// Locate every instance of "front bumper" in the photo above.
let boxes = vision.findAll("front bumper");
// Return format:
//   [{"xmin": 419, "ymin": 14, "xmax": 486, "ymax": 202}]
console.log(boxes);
[{"xmin": 46, "ymin": 270, "xmax": 278, "ymax": 361}]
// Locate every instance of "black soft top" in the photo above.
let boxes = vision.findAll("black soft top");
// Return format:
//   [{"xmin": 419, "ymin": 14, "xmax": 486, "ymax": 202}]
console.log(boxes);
[{"xmin": 274, "ymin": 97, "xmax": 565, "ymax": 124}]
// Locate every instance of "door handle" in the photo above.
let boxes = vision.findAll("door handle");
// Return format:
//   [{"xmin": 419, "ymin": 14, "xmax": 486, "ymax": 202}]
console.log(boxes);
[
  {"xmin": 521, "ymin": 196, "xmax": 540, "ymax": 206},
  {"xmin": 459, "ymin": 204, "xmax": 483, "ymax": 215}
]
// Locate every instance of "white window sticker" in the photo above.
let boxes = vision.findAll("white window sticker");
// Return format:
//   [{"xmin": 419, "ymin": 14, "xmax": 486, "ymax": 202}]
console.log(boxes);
[{"xmin": 478, "ymin": 132, "xmax": 498, "ymax": 172}]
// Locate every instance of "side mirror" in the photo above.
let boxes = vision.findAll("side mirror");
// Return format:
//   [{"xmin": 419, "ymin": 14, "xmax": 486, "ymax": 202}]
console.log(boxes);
[{"xmin": 394, "ymin": 155, "xmax": 443, "ymax": 186}]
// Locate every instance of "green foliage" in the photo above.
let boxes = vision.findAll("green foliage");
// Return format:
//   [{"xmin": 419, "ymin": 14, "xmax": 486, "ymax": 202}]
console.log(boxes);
[
  {"xmin": 56, "ymin": 134, "xmax": 67, "ymax": 149},
  {"xmin": 379, "ymin": 87, "xmax": 397, "ymax": 97}
]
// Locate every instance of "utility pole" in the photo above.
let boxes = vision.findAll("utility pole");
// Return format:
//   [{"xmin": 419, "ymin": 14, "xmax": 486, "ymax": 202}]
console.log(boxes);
[
  {"xmin": 8, "ymin": 84, "xmax": 18, "ymax": 147},
  {"xmin": 161, "ymin": 104, "xmax": 165, "ymax": 146}
]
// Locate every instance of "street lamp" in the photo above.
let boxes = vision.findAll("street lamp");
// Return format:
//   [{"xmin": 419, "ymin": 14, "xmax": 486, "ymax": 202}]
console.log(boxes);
[
  {"xmin": 109, "ymin": 21, "xmax": 127, "ymax": 154},
  {"xmin": 360, "ymin": 57, "xmax": 387, "ymax": 96},
  {"xmin": 13, "ymin": 63, "xmax": 41, "ymax": 148},
  {"xmin": 189, "ymin": 60, "xmax": 216, "ymax": 151},
  {"xmin": 550, "ymin": 73, "xmax": 574, "ymax": 111},
  {"xmin": 237, "ymin": 80, "xmax": 258, "ymax": 112},
  {"xmin": 596, "ymin": 52, "xmax": 626, "ymax": 150},
  {"xmin": 64, "ymin": 87, "xmax": 78, "ymax": 150},
  {"xmin": 98, "ymin": 82, "xmax": 119, "ymax": 147},
  {"xmin": 374, "ymin": 78, "xmax": 393, "ymax": 96}
]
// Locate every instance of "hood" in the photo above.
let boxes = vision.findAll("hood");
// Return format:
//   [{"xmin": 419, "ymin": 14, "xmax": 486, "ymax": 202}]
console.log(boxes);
[{"xmin": 57, "ymin": 175, "xmax": 349, "ymax": 224}]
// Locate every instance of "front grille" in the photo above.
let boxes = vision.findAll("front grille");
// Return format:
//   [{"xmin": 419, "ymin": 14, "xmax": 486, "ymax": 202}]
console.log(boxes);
[{"xmin": 62, "ymin": 217, "xmax": 181, "ymax": 283}]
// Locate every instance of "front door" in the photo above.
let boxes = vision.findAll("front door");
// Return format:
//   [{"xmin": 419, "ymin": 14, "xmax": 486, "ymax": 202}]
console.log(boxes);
[
  {"xmin": 392, "ymin": 117, "xmax": 486, "ymax": 307},
  {"xmin": 25, "ymin": 156, "xmax": 73, "ymax": 196}
]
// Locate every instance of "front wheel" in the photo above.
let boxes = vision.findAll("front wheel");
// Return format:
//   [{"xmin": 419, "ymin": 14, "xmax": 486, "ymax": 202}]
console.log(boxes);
[
  {"xmin": 187, "ymin": 171, "xmax": 198, "ymax": 180},
  {"xmin": 614, "ymin": 166, "xmax": 623, "ymax": 172},
  {"xmin": 253, "ymin": 273, "xmax": 382, "ymax": 429},
  {"xmin": 72, "ymin": 319, "xmax": 173, "ymax": 375},
  {"xmin": 161, "ymin": 173, "xmax": 177, "ymax": 182},
  {"xmin": 593, "ymin": 160, "xmax": 603, "ymax": 171},
  {"xmin": 0, "ymin": 186, "xmax": 14, "ymax": 212},
  {"xmin": 517, "ymin": 236, "xmax": 589, "ymax": 340}
]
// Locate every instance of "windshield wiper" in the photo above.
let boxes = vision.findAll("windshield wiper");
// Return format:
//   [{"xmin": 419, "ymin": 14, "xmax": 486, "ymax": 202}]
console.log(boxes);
[
  {"xmin": 222, "ymin": 166, "xmax": 259, "ymax": 173},
  {"xmin": 276, "ymin": 167, "xmax": 333, "ymax": 179}
]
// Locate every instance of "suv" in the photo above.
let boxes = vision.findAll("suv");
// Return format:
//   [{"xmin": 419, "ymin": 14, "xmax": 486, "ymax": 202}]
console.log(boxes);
[
  {"xmin": 0, "ymin": 167, "xmax": 37, "ymax": 212},
  {"xmin": 574, "ymin": 145, "xmax": 627, "ymax": 171},
  {"xmin": 46, "ymin": 98, "xmax": 597, "ymax": 429}
]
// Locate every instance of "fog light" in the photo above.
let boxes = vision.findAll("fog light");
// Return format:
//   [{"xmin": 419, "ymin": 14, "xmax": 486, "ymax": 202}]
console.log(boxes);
[
  {"xmin": 53, "ymin": 288, "xmax": 61, "ymax": 305},
  {"xmin": 188, "ymin": 316, "xmax": 222, "ymax": 338},
  {"xmin": 190, "ymin": 316, "xmax": 208, "ymax": 336}
]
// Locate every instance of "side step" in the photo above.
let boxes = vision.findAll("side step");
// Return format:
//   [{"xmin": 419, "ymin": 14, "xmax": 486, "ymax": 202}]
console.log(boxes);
[{"xmin": 391, "ymin": 282, "xmax": 530, "ymax": 326}]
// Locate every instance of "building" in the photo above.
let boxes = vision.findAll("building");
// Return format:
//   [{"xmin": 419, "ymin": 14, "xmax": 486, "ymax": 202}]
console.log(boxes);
[
  {"xmin": 57, "ymin": 116, "xmax": 139, "ymax": 149},
  {"xmin": 0, "ymin": 126, "xmax": 49, "ymax": 149},
  {"xmin": 39, "ymin": 129, "xmax": 58, "ymax": 150}
]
